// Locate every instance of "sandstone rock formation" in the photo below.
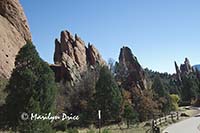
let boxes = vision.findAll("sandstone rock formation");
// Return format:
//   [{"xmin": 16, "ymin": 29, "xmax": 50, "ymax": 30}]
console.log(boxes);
[
  {"xmin": 116, "ymin": 46, "xmax": 147, "ymax": 90},
  {"xmin": 175, "ymin": 58, "xmax": 194, "ymax": 82},
  {"xmin": 0, "ymin": 0, "xmax": 31, "ymax": 78},
  {"xmin": 51, "ymin": 30, "xmax": 105, "ymax": 83},
  {"xmin": 174, "ymin": 61, "xmax": 181, "ymax": 82}
]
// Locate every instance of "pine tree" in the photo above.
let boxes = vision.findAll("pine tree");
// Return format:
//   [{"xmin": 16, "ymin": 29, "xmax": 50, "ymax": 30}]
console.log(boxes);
[
  {"xmin": 152, "ymin": 76, "xmax": 167, "ymax": 98},
  {"xmin": 152, "ymin": 76, "xmax": 172, "ymax": 113},
  {"xmin": 93, "ymin": 66, "xmax": 122, "ymax": 124},
  {"xmin": 122, "ymin": 103, "xmax": 138, "ymax": 128},
  {"xmin": 181, "ymin": 75, "xmax": 198, "ymax": 103},
  {"xmin": 5, "ymin": 41, "xmax": 56, "ymax": 132}
]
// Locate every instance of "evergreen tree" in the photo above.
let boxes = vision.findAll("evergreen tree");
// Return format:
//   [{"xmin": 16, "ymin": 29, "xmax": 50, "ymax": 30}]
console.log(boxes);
[
  {"xmin": 194, "ymin": 69, "xmax": 200, "ymax": 106},
  {"xmin": 93, "ymin": 66, "xmax": 122, "ymax": 124},
  {"xmin": 152, "ymin": 76, "xmax": 167, "ymax": 98},
  {"xmin": 152, "ymin": 76, "xmax": 172, "ymax": 113},
  {"xmin": 5, "ymin": 41, "xmax": 56, "ymax": 132},
  {"xmin": 122, "ymin": 103, "xmax": 138, "ymax": 128},
  {"xmin": 181, "ymin": 74, "xmax": 198, "ymax": 103}
]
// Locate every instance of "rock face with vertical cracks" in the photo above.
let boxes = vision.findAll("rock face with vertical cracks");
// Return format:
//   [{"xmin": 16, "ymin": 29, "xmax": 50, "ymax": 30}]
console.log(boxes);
[
  {"xmin": 51, "ymin": 30, "xmax": 105, "ymax": 83},
  {"xmin": 0, "ymin": 0, "xmax": 31, "ymax": 78},
  {"xmin": 116, "ymin": 46, "xmax": 147, "ymax": 91}
]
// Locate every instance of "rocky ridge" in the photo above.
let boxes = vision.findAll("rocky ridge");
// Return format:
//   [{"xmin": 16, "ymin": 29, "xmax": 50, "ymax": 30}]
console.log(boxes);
[
  {"xmin": 51, "ymin": 30, "xmax": 105, "ymax": 83},
  {"xmin": 175, "ymin": 58, "xmax": 194, "ymax": 82},
  {"xmin": 116, "ymin": 46, "xmax": 147, "ymax": 90}
]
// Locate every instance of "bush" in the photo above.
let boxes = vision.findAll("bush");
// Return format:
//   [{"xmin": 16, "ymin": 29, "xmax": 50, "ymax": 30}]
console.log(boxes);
[
  {"xmin": 67, "ymin": 128, "xmax": 78, "ymax": 133},
  {"xmin": 122, "ymin": 103, "xmax": 138, "ymax": 128},
  {"xmin": 53, "ymin": 121, "xmax": 68, "ymax": 131},
  {"xmin": 170, "ymin": 94, "xmax": 180, "ymax": 111},
  {"xmin": 102, "ymin": 129, "xmax": 111, "ymax": 133},
  {"xmin": 193, "ymin": 96, "xmax": 200, "ymax": 107},
  {"xmin": 179, "ymin": 101, "xmax": 191, "ymax": 106},
  {"xmin": 87, "ymin": 129, "xmax": 95, "ymax": 133}
]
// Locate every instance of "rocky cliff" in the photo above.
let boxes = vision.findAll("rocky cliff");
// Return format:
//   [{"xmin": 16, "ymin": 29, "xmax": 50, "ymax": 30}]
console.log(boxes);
[
  {"xmin": 51, "ymin": 30, "xmax": 105, "ymax": 83},
  {"xmin": 0, "ymin": 0, "xmax": 31, "ymax": 78},
  {"xmin": 116, "ymin": 46, "xmax": 147, "ymax": 90}
]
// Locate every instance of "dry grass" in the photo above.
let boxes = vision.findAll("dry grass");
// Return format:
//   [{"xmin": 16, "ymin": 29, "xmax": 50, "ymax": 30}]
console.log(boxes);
[{"xmin": 73, "ymin": 107, "xmax": 200, "ymax": 133}]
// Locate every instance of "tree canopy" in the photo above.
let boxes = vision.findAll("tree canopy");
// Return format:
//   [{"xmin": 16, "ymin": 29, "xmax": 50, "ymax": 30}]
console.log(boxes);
[{"xmin": 5, "ymin": 41, "xmax": 57, "ymax": 132}]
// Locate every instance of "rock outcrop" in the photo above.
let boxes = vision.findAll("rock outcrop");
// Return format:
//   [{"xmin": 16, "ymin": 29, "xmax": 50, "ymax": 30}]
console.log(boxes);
[
  {"xmin": 116, "ymin": 46, "xmax": 147, "ymax": 90},
  {"xmin": 0, "ymin": 0, "xmax": 31, "ymax": 78},
  {"xmin": 51, "ymin": 30, "xmax": 105, "ymax": 83},
  {"xmin": 174, "ymin": 61, "xmax": 181, "ymax": 82},
  {"xmin": 175, "ymin": 58, "xmax": 194, "ymax": 82}
]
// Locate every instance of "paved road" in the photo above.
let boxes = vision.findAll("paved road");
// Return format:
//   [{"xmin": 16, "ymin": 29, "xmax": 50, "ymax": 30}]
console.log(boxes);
[{"xmin": 162, "ymin": 114, "xmax": 200, "ymax": 133}]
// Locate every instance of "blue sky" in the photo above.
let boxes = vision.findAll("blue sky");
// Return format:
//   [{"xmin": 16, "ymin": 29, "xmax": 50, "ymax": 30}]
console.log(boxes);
[{"xmin": 20, "ymin": 0, "xmax": 200, "ymax": 73}]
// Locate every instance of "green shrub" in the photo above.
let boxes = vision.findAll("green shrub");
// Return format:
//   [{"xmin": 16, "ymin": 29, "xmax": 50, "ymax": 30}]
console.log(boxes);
[
  {"xmin": 102, "ymin": 129, "xmax": 111, "ymax": 133},
  {"xmin": 122, "ymin": 103, "xmax": 138, "ymax": 128},
  {"xmin": 53, "ymin": 121, "xmax": 67, "ymax": 131},
  {"xmin": 67, "ymin": 128, "xmax": 78, "ymax": 133},
  {"xmin": 170, "ymin": 94, "xmax": 180, "ymax": 111},
  {"xmin": 87, "ymin": 129, "xmax": 95, "ymax": 133}
]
